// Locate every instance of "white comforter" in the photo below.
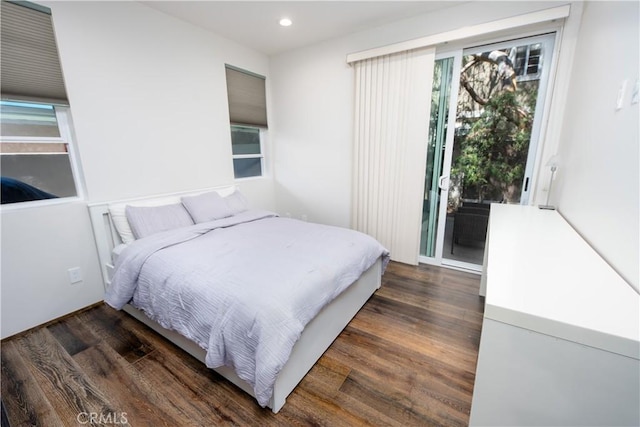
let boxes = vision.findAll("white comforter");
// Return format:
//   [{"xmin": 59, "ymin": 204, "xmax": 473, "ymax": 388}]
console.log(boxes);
[{"xmin": 105, "ymin": 210, "xmax": 389, "ymax": 406}]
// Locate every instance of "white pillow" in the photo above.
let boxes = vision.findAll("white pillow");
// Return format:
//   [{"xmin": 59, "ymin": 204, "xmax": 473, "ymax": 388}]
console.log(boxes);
[
  {"xmin": 181, "ymin": 191, "xmax": 233, "ymax": 223},
  {"xmin": 109, "ymin": 196, "xmax": 181, "ymax": 244},
  {"xmin": 125, "ymin": 203, "xmax": 194, "ymax": 239},
  {"xmin": 108, "ymin": 186, "xmax": 237, "ymax": 244},
  {"xmin": 225, "ymin": 190, "xmax": 249, "ymax": 215}
]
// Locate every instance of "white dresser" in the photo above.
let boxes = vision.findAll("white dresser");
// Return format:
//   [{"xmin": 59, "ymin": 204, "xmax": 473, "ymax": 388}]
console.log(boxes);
[{"xmin": 470, "ymin": 204, "xmax": 639, "ymax": 426}]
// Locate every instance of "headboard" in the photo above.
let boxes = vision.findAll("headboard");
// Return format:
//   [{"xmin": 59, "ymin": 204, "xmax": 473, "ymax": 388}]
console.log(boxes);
[{"xmin": 88, "ymin": 185, "xmax": 237, "ymax": 291}]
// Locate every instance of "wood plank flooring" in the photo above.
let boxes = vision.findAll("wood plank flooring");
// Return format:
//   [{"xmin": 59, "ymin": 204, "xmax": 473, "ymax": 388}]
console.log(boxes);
[{"xmin": 1, "ymin": 262, "xmax": 483, "ymax": 426}]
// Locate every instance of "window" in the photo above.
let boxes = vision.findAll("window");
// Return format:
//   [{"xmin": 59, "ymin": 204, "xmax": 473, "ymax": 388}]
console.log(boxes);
[
  {"xmin": 231, "ymin": 125, "xmax": 264, "ymax": 179},
  {"xmin": 1, "ymin": 1, "xmax": 80, "ymax": 205},
  {"xmin": 0, "ymin": 101, "xmax": 80, "ymax": 204},
  {"xmin": 225, "ymin": 65, "xmax": 268, "ymax": 179},
  {"xmin": 511, "ymin": 43, "xmax": 543, "ymax": 82}
]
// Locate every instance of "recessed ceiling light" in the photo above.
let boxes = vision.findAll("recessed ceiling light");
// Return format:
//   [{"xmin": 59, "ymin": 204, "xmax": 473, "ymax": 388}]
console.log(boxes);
[{"xmin": 279, "ymin": 18, "xmax": 292, "ymax": 27}]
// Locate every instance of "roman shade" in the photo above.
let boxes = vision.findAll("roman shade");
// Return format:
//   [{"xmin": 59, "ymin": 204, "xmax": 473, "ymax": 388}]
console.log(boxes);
[
  {"xmin": 225, "ymin": 65, "xmax": 267, "ymax": 127},
  {"xmin": 1, "ymin": 1, "xmax": 68, "ymax": 105}
]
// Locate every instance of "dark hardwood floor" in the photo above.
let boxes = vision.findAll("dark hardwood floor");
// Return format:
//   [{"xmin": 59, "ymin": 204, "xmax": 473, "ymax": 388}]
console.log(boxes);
[{"xmin": 1, "ymin": 262, "xmax": 483, "ymax": 426}]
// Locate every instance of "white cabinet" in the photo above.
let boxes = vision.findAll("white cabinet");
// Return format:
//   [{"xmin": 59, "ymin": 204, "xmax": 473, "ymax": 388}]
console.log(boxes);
[{"xmin": 470, "ymin": 205, "xmax": 639, "ymax": 426}]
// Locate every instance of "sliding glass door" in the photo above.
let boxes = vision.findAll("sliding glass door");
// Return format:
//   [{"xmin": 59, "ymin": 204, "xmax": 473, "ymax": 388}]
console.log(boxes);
[
  {"xmin": 420, "ymin": 33, "xmax": 556, "ymax": 270},
  {"xmin": 419, "ymin": 55, "xmax": 457, "ymax": 258}
]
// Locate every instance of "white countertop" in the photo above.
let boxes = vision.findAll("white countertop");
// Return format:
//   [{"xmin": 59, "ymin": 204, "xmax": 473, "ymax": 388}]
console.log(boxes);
[{"xmin": 484, "ymin": 204, "xmax": 639, "ymax": 359}]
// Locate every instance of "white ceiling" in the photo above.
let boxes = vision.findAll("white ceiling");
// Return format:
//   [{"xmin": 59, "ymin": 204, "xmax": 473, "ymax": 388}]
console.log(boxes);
[{"xmin": 142, "ymin": 1, "xmax": 463, "ymax": 56}]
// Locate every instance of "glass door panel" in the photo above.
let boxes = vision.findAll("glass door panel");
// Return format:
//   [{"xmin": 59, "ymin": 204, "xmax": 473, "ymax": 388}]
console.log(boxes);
[
  {"xmin": 443, "ymin": 34, "xmax": 555, "ymax": 267},
  {"xmin": 420, "ymin": 57, "xmax": 454, "ymax": 258}
]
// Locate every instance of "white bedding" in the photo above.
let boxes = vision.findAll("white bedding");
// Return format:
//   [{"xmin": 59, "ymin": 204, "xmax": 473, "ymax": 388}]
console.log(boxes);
[
  {"xmin": 105, "ymin": 210, "xmax": 389, "ymax": 406},
  {"xmin": 111, "ymin": 243, "xmax": 127, "ymax": 263}
]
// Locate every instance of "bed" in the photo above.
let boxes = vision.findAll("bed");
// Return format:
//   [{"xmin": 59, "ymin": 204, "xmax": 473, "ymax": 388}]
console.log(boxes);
[{"xmin": 88, "ymin": 185, "xmax": 388, "ymax": 413}]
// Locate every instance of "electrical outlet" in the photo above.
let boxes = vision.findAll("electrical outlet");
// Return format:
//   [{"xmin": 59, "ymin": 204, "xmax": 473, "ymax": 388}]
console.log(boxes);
[{"xmin": 68, "ymin": 267, "xmax": 83, "ymax": 284}]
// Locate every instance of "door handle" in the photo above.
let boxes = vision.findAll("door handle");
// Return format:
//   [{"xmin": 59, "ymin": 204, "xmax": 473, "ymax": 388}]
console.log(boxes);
[{"xmin": 438, "ymin": 175, "xmax": 449, "ymax": 191}]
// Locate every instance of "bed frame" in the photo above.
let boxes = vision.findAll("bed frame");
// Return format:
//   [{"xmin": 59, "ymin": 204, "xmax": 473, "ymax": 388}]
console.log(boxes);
[{"xmin": 87, "ymin": 186, "xmax": 382, "ymax": 413}]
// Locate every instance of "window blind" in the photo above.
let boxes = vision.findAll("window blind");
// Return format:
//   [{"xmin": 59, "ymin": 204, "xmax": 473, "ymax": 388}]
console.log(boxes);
[
  {"xmin": 225, "ymin": 65, "xmax": 267, "ymax": 128},
  {"xmin": 1, "ymin": 1, "xmax": 68, "ymax": 105},
  {"xmin": 351, "ymin": 47, "xmax": 435, "ymax": 265}
]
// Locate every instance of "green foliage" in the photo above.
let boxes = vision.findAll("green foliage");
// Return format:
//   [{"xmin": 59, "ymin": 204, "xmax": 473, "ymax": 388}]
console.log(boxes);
[{"xmin": 452, "ymin": 86, "xmax": 536, "ymax": 203}]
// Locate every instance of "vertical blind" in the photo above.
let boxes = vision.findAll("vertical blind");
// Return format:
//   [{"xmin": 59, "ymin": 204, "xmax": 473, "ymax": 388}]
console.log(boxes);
[
  {"xmin": 225, "ymin": 65, "xmax": 267, "ymax": 127},
  {"xmin": 352, "ymin": 47, "xmax": 435, "ymax": 265},
  {"xmin": 1, "ymin": 1, "xmax": 68, "ymax": 105}
]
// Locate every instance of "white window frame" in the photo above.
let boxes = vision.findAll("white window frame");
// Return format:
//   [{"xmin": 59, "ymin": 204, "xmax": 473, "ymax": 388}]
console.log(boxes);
[
  {"xmin": 0, "ymin": 104, "xmax": 85, "ymax": 210},
  {"xmin": 231, "ymin": 124, "xmax": 267, "ymax": 180}
]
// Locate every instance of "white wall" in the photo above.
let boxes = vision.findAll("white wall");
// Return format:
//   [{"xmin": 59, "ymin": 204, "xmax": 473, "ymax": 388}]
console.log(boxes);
[
  {"xmin": 269, "ymin": 1, "xmax": 568, "ymax": 228},
  {"xmin": 554, "ymin": 1, "xmax": 639, "ymax": 291},
  {"xmin": 271, "ymin": 1, "xmax": 639, "ymax": 291},
  {"xmin": 1, "ymin": 202, "xmax": 104, "ymax": 338},
  {"xmin": 50, "ymin": 1, "xmax": 273, "ymax": 203},
  {"xmin": 1, "ymin": 1, "xmax": 274, "ymax": 338}
]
